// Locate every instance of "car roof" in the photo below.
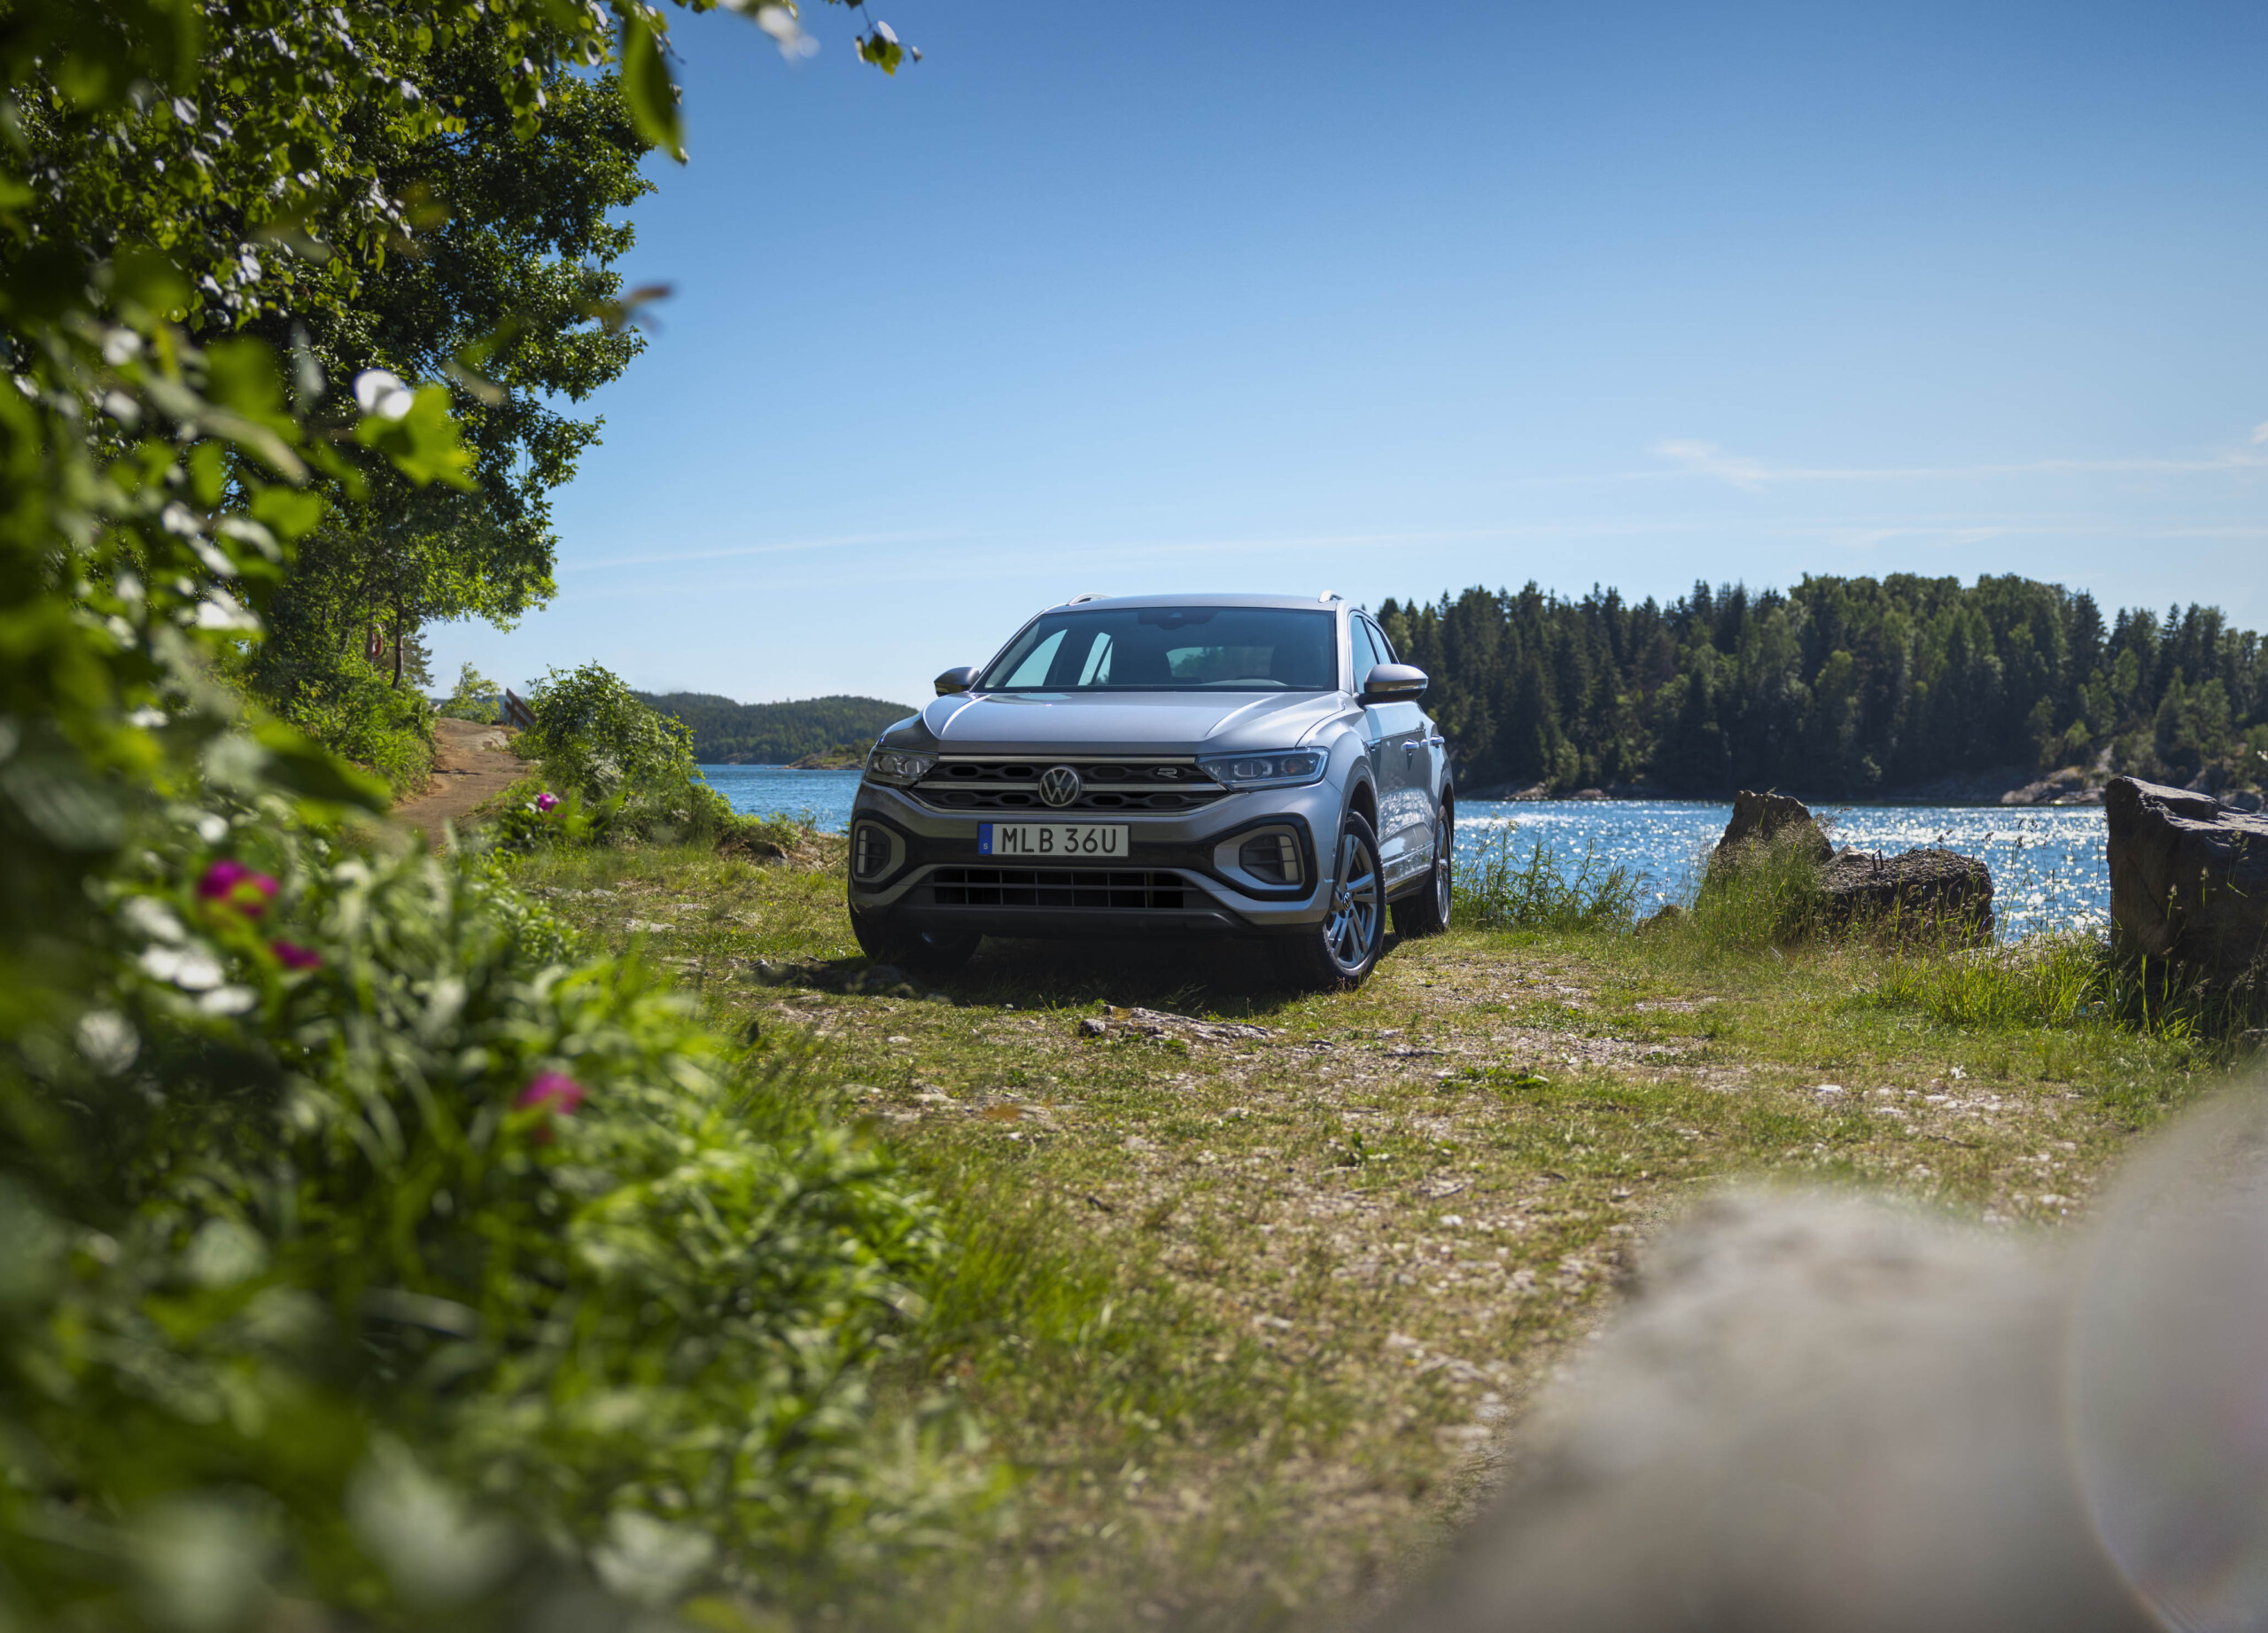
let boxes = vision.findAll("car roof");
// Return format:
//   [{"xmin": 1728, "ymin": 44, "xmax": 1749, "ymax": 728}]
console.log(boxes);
[{"xmin": 1043, "ymin": 592, "xmax": 1346, "ymax": 613}]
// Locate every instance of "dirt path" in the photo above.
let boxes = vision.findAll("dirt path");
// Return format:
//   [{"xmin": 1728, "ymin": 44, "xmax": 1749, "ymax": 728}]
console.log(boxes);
[{"xmin": 394, "ymin": 717, "xmax": 524, "ymax": 841}]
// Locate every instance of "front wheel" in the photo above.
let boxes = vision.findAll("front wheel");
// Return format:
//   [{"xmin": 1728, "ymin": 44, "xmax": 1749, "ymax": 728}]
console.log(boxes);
[
  {"xmin": 1276, "ymin": 813, "xmax": 1386, "ymax": 991},
  {"xmin": 849, "ymin": 906, "xmax": 980, "ymax": 975},
  {"xmin": 1392, "ymin": 802, "xmax": 1454, "ymax": 938}
]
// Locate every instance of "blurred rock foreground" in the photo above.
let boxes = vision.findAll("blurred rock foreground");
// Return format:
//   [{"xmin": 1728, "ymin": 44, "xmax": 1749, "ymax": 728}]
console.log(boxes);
[{"xmin": 1382, "ymin": 1076, "xmax": 2268, "ymax": 1633}]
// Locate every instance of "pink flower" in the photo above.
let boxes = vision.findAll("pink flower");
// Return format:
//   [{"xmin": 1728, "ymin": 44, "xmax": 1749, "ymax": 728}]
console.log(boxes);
[
  {"xmin": 535, "ymin": 791, "xmax": 559, "ymax": 813},
  {"xmin": 516, "ymin": 1072, "xmax": 585, "ymax": 1141},
  {"xmin": 198, "ymin": 859, "xmax": 278, "ymax": 916},
  {"xmin": 271, "ymin": 940, "xmax": 322, "ymax": 970}
]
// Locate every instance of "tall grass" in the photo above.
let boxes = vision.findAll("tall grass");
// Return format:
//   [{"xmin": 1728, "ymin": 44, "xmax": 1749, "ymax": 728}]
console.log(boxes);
[
  {"xmin": 1862, "ymin": 932, "xmax": 2107, "ymax": 1030},
  {"xmin": 1668, "ymin": 836, "xmax": 1827, "ymax": 955},
  {"xmin": 1455, "ymin": 829, "xmax": 1639, "ymax": 932}
]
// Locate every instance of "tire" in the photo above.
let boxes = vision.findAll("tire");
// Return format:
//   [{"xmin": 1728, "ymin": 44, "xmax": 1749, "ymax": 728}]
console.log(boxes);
[
  {"xmin": 848, "ymin": 906, "xmax": 981, "ymax": 975},
  {"xmin": 1392, "ymin": 801, "xmax": 1454, "ymax": 939},
  {"xmin": 1276, "ymin": 812, "xmax": 1386, "ymax": 991}
]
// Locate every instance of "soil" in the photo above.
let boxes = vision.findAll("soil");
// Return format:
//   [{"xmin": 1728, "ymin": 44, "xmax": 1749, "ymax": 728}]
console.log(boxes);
[{"xmin": 392, "ymin": 717, "xmax": 524, "ymax": 841}]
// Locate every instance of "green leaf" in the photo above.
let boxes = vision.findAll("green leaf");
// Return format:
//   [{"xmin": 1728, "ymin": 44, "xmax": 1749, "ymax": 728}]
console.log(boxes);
[
  {"xmin": 249, "ymin": 486, "xmax": 328, "ymax": 543},
  {"xmin": 252, "ymin": 723, "xmax": 390, "ymax": 811},
  {"xmin": 203, "ymin": 338, "xmax": 286, "ymax": 417},
  {"xmin": 111, "ymin": 245, "xmax": 191, "ymax": 321},
  {"xmin": 620, "ymin": 13, "xmax": 685, "ymax": 163},
  {"xmin": 353, "ymin": 387, "xmax": 476, "ymax": 489}
]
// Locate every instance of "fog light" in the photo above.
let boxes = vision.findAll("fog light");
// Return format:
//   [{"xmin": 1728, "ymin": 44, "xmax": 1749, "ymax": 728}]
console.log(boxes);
[
  {"xmin": 852, "ymin": 823, "xmax": 893, "ymax": 882},
  {"xmin": 1239, "ymin": 831, "xmax": 1301, "ymax": 885}
]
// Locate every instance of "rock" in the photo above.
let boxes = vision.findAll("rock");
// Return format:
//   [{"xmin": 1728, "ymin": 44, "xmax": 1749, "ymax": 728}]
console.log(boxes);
[
  {"xmin": 1819, "ymin": 846, "xmax": 1994, "ymax": 945},
  {"xmin": 1566, "ymin": 787, "xmax": 1610, "ymax": 802},
  {"xmin": 1710, "ymin": 789, "xmax": 1831, "ymax": 873},
  {"xmin": 2106, "ymin": 776, "xmax": 2268, "ymax": 986},
  {"xmin": 1635, "ymin": 904, "xmax": 1684, "ymax": 935},
  {"xmin": 2000, "ymin": 766, "xmax": 2088, "ymax": 806},
  {"xmin": 2225, "ymin": 789, "xmax": 2265, "ymax": 814},
  {"xmin": 1077, "ymin": 1016, "xmax": 1107, "ymax": 1038},
  {"xmin": 1385, "ymin": 1082, "xmax": 2268, "ymax": 1632}
]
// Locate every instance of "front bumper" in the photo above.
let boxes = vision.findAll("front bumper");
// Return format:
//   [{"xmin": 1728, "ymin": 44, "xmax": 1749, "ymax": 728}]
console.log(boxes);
[{"xmin": 846, "ymin": 781, "xmax": 1340, "ymax": 940}]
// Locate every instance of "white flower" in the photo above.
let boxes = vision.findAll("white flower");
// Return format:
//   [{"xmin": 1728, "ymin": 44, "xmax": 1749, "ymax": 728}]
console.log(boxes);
[
  {"xmin": 353, "ymin": 369, "xmax": 416, "ymax": 420},
  {"xmin": 141, "ymin": 944, "xmax": 224, "ymax": 991},
  {"xmin": 76, "ymin": 1010, "xmax": 139, "ymax": 1075}
]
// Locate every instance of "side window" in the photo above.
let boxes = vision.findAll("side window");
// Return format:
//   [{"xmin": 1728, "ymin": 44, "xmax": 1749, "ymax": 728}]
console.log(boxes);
[
  {"xmin": 1349, "ymin": 618, "xmax": 1383, "ymax": 692},
  {"xmin": 1076, "ymin": 633, "xmax": 1114, "ymax": 686},
  {"xmin": 1368, "ymin": 618, "xmax": 1397, "ymax": 665}
]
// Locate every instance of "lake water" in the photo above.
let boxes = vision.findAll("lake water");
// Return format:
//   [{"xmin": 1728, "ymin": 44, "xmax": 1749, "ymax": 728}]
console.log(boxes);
[{"xmin": 701, "ymin": 766, "xmax": 2110, "ymax": 942}]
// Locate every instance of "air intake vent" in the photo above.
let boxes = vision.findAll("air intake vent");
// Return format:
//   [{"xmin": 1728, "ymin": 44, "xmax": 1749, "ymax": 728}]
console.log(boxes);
[{"xmin": 851, "ymin": 822, "xmax": 894, "ymax": 882}]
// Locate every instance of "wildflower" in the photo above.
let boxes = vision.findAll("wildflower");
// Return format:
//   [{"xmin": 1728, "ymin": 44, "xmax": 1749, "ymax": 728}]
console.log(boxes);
[
  {"xmin": 535, "ymin": 791, "xmax": 559, "ymax": 813},
  {"xmin": 516, "ymin": 1071, "xmax": 585, "ymax": 1141},
  {"xmin": 198, "ymin": 858, "xmax": 278, "ymax": 916},
  {"xmin": 272, "ymin": 940, "xmax": 322, "ymax": 970}
]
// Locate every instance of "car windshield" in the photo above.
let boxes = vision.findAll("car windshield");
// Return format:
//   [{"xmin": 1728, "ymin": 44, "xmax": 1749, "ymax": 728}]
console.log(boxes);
[{"xmin": 980, "ymin": 606, "xmax": 1337, "ymax": 692}]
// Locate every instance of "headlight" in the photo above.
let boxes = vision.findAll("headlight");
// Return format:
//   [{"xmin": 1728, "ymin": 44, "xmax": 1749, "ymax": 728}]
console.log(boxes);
[
  {"xmin": 865, "ymin": 746, "xmax": 936, "ymax": 786},
  {"xmin": 1197, "ymin": 749, "xmax": 1328, "ymax": 789}
]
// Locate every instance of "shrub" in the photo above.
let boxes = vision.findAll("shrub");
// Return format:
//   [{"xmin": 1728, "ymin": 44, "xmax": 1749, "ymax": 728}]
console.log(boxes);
[
  {"xmin": 1454, "ymin": 829, "xmax": 1639, "ymax": 932},
  {"xmin": 523, "ymin": 663, "xmax": 742, "ymax": 847},
  {"xmin": 1, "ymin": 800, "xmax": 987, "ymax": 1628}
]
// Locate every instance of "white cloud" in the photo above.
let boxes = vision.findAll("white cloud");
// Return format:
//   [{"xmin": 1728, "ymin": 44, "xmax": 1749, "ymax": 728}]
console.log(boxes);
[{"xmin": 1651, "ymin": 437, "xmax": 2268, "ymax": 489}]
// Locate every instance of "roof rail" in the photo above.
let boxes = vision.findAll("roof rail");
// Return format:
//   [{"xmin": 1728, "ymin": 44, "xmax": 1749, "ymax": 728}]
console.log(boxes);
[
  {"xmin": 1317, "ymin": 589, "xmax": 1342, "ymax": 602},
  {"xmin": 1067, "ymin": 592, "xmax": 1106, "ymax": 604}
]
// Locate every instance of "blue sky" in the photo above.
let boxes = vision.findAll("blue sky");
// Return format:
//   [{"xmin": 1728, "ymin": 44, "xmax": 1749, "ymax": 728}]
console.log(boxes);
[{"xmin": 431, "ymin": 0, "xmax": 2268, "ymax": 711}]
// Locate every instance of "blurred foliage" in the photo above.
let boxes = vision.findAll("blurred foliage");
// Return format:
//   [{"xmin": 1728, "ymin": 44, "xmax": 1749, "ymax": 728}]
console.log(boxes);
[
  {"xmin": 1380, "ymin": 576, "xmax": 2268, "ymax": 797},
  {"xmin": 639, "ymin": 691, "xmax": 917, "ymax": 765},
  {"xmin": 0, "ymin": 0, "xmax": 954, "ymax": 1626}
]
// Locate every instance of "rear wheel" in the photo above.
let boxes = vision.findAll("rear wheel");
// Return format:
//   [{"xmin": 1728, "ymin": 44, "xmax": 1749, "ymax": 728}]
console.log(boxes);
[
  {"xmin": 1392, "ymin": 801, "xmax": 1454, "ymax": 938},
  {"xmin": 849, "ymin": 906, "xmax": 980, "ymax": 975},
  {"xmin": 1276, "ymin": 813, "xmax": 1386, "ymax": 991}
]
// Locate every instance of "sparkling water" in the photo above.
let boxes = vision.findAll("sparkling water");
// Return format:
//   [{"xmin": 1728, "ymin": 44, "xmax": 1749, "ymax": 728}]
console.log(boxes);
[{"xmin": 702, "ymin": 767, "xmax": 2110, "ymax": 942}]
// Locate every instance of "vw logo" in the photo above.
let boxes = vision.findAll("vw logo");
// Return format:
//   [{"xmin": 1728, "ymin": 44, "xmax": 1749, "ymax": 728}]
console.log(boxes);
[{"xmin": 1037, "ymin": 765, "xmax": 1083, "ymax": 808}]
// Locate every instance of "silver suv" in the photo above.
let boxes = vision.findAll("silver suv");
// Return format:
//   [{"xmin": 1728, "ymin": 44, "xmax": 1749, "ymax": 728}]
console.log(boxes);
[{"xmin": 846, "ymin": 593, "xmax": 1453, "ymax": 989}]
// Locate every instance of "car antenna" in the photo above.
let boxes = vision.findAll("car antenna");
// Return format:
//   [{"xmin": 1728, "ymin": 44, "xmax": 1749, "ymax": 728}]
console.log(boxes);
[
  {"xmin": 1067, "ymin": 592, "xmax": 1106, "ymax": 604},
  {"xmin": 1318, "ymin": 589, "xmax": 1341, "ymax": 602}
]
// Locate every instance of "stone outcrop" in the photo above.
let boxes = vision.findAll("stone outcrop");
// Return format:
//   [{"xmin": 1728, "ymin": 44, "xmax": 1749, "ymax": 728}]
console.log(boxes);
[
  {"xmin": 1819, "ymin": 847, "xmax": 1995, "ymax": 945},
  {"xmin": 2105, "ymin": 776, "xmax": 2268, "ymax": 984},
  {"xmin": 2000, "ymin": 766, "xmax": 2104, "ymax": 806},
  {"xmin": 1709, "ymin": 789, "xmax": 1831, "ymax": 873}
]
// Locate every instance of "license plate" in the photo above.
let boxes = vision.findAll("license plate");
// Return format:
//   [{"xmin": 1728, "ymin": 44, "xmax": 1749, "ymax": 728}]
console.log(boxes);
[{"xmin": 979, "ymin": 822, "xmax": 1130, "ymax": 859}]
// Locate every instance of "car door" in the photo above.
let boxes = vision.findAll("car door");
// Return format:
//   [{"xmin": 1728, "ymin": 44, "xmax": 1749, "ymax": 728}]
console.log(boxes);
[{"xmin": 1352, "ymin": 615, "xmax": 1427, "ymax": 888}]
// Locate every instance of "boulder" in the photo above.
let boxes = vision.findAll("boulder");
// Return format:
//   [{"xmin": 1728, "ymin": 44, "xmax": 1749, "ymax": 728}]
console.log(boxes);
[
  {"xmin": 1819, "ymin": 847, "xmax": 1995, "ymax": 945},
  {"xmin": 2105, "ymin": 776, "xmax": 2268, "ymax": 984},
  {"xmin": 1710, "ymin": 789, "xmax": 1832, "ymax": 873}
]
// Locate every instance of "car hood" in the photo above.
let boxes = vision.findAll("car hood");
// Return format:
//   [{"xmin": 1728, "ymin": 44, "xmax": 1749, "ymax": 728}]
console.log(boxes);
[{"xmin": 913, "ymin": 690, "xmax": 1350, "ymax": 756}]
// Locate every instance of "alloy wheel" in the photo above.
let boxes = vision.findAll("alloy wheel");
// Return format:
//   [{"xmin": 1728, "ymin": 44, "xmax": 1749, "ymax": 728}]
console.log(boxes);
[{"xmin": 1325, "ymin": 828, "xmax": 1382, "ymax": 973}]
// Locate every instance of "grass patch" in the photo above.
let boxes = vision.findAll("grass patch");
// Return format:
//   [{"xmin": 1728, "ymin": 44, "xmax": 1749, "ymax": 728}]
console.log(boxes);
[{"xmin": 498, "ymin": 834, "xmax": 2238, "ymax": 1629}]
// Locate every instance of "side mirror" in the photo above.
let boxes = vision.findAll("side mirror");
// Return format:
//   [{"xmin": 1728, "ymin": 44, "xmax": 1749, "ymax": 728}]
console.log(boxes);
[
  {"xmin": 934, "ymin": 665, "xmax": 980, "ymax": 696},
  {"xmin": 1361, "ymin": 663, "xmax": 1428, "ymax": 703}
]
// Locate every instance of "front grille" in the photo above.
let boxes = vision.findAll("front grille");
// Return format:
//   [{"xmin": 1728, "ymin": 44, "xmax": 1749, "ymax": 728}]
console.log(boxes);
[
  {"xmin": 914, "ymin": 759, "xmax": 1226, "ymax": 814},
  {"xmin": 927, "ymin": 867, "xmax": 1192, "ymax": 909}
]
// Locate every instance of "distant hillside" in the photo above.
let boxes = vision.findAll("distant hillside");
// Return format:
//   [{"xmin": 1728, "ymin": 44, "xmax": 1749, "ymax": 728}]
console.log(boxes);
[{"xmin": 639, "ymin": 692, "xmax": 916, "ymax": 765}]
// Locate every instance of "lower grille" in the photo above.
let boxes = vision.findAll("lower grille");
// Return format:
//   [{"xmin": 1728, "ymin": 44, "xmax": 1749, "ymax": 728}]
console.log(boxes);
[{"xmin": 927, "ymin": 867, "xmax": 1191, "ymax": 909}]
